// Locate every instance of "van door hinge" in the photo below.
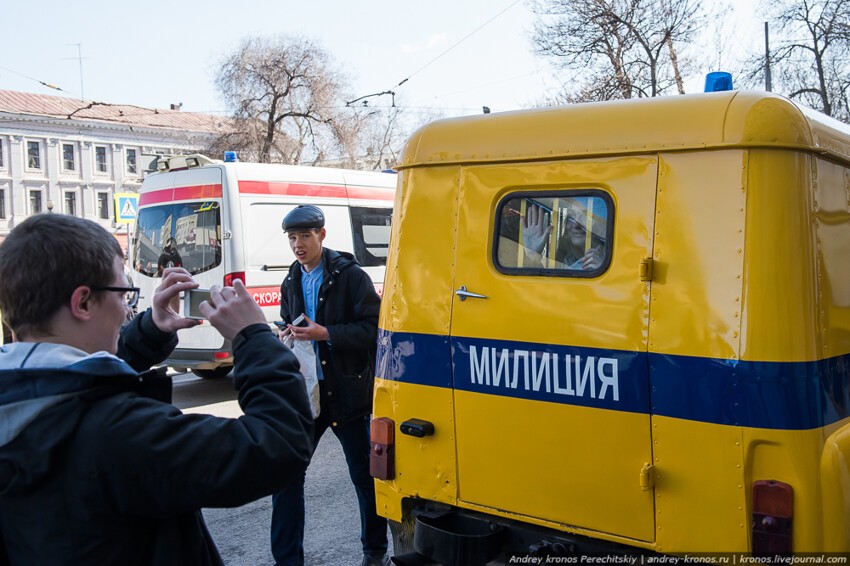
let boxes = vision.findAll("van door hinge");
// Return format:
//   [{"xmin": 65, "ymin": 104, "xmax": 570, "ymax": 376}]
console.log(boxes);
[
  {"xmin": 639, "ymin": 258, "xmax": 654, "ymax": 282},
  {"xmin": 639, "ymin": 463, "xmax": 655, "ymax": 491}
]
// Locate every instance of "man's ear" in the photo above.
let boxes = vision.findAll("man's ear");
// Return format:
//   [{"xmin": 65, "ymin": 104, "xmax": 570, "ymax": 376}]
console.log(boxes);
[
  {"xmin": 318, "ymin": 228, "xmax": 327, "ymax": 241},
  {"xmin": 69, "ymin": 286, "xmax": 94, "ymax": 321}
]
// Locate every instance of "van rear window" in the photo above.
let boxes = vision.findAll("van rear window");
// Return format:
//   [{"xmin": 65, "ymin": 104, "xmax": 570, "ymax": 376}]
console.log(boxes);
[
  {"xmin": 350, "ymin": 206, "xmax": 392, "ymax": 267},
  {"xmin": 133, "ymin": 202, "xmax": 222, "ymax": 277},
  {"xmin": 495, "ymin": 191, "xmax": 613, "ymax": 277}
]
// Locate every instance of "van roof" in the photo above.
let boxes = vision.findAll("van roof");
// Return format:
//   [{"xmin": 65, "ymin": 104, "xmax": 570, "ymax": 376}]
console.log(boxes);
[
  {"xmin": 148, "ymin": 157, "xmax": 397, "ymax": 191},
  {"xmin": 398, "ymin": 90, "xmax": 850, "ymax": 169}
]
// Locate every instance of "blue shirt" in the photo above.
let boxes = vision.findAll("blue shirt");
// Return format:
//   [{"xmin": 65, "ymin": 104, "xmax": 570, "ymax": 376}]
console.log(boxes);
[{"xmin": 301, "ymin": 261, "xmax": 324, "ymax": 379}]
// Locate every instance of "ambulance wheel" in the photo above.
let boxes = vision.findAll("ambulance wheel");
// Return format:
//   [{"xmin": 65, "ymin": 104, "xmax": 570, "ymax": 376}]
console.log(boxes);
[{"xmin": 193, "ymin": 366, "xmax": 232, "ymax": 379}]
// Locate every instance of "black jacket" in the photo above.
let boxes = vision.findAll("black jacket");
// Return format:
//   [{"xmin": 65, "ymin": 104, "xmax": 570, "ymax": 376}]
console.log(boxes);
[
  {"xmin": 279, "ymin": 248, "xmax": 380, "ymax": 423},
  {"xmin": 0, "ymin": 310, "xmax": 314, "ymax": 566}
]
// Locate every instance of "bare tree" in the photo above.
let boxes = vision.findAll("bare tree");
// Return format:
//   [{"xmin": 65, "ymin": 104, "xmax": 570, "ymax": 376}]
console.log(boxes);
[
  {"xmin": 528, "ymin": 0, "xmax": 705, "ymax": 102},
  {"xmin": 745, "ymin": 0, "xmax": 850, "ymax": 122},
  {"xmin": 309, "ymin": 102, "xmax": 439, "ymax": 171},
  {"xmin": 213, "ymin": 35, "xmax": 350, "ymax": 164},
  {"xmin": 357, "ymin": 105, "xmax": 407, "ymax": 171}
]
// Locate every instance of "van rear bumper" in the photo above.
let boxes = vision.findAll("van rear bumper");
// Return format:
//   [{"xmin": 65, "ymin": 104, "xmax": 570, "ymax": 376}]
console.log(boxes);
[
  {"xmin": 166, "ymin": 345, "xmax": 233, "ymax": 371},
  {"xmin": 391, "ymin": 502, "xmax": 654, "ymax": 565}
]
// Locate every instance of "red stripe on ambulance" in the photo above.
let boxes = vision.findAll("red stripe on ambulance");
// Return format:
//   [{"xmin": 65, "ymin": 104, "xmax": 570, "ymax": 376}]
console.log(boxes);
[
  {"xmin": 139, "ymin": 184, "xmax": 223, "ymax": 206},
  {"xmin": 249, "ymin": 286, "xmax": 282, "ymax": 307},
  {"xmin": 238, "ymin": 181, "xmax": 347, "ymax": 199},
  {"xmin": 251, "ymin": 284, "xmax": 381, "ymax": 306},
  {"xmin": 347, "ymin": 186, "xmax": 395, "ymax": 202},
  {"xmin": 238, "ymin": 181, "xmax": 393, "ymax": 202}
]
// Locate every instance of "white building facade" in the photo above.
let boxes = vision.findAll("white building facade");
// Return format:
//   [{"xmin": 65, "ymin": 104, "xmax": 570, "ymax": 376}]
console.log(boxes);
[{"xmin": 0, "ymin": 90, "xmax": 225, "ymax": 249}]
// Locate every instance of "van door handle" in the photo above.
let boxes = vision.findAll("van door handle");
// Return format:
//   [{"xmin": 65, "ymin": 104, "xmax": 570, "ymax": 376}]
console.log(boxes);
[{"xmin": 455, "ymin": 285, "xmax": 488, "ymax": 301}]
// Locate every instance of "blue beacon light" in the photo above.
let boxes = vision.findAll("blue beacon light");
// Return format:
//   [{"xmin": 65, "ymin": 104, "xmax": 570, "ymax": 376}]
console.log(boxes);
[{"xmin": 704, "ymin": 72, "xmax": 733, "ymax": 92}]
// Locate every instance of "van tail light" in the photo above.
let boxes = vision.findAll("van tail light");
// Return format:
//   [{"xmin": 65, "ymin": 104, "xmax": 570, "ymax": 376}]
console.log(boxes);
[
  {"xmin": 224, "ymin": 272, "xmax": 245, "ymax": 287},
  {"xmin": 752, "ymin": 480, "xmax": 793, "ymax": 555},
  {"xmin": 370, "ymin": 417, "xmax": 395, "ymax": 480}
]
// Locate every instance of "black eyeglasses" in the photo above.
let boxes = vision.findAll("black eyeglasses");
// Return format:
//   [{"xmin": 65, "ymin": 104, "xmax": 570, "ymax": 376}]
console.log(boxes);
[{"xmin": 90, "ymin": 286, "xmax": 140, "ymax": 308}]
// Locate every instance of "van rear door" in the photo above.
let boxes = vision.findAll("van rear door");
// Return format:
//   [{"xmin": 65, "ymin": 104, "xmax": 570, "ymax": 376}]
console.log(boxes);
[
  {"xmin": 134, "ymin": 166, "xmax": 225, "ymax": 350},
  {"xmin": 449, "ymin": 157, "xmax": 658, "ymax": 542}
]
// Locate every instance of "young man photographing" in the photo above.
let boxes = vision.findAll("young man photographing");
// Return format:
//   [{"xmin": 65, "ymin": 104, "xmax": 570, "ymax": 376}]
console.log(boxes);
[
  {"xmin": 0, "ymin": 214, "xmax": 314, "ymax": 565},
  {"xmin": 272, "ymin": 205, "xmax": 388, "ymax": 566}
]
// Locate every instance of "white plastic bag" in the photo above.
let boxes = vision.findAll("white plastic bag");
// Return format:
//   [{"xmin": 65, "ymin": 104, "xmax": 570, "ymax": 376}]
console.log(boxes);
[{"xmin": 291, "ymin": 339, "xmax": 321, "ymax": 418}]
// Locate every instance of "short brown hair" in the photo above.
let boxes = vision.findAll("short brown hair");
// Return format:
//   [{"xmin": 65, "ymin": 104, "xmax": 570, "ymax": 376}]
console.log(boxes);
[{"xmin": 0, "ymin": 214, "xmax": 122, "ymax": 337}]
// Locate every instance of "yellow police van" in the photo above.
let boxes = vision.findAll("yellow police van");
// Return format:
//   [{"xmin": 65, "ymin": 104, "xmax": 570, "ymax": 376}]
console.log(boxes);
[{"xmin": 370, "ymin": 90, "xmax": 850, "ymax": 562}]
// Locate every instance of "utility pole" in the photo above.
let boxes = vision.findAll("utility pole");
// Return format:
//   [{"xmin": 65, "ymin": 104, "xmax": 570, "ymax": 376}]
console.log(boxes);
[
  {"xmin": 764, "ymin": 22, "xmax": 772, "ymax": 92},
  {"xmin": 64, "ymin": 43, "xmax": 86, "ymax": 100}
]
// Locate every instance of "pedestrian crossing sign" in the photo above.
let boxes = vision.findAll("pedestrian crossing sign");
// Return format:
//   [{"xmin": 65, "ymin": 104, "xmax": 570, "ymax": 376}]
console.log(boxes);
[{"xmin": 114, "ymin": 193, "xmax": 139, "ymax": 224}]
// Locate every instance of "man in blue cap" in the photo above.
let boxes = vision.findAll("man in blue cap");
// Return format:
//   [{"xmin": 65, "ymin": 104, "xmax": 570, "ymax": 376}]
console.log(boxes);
[{"xmin": 272, "ymin": 205, "xmax": 388, "ymax": 566}]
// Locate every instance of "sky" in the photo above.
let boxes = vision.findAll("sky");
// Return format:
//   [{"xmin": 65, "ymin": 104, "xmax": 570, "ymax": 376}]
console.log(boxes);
[{"xmin": 0, "ymin": 0, "xmax": 764, "ymax": 120}]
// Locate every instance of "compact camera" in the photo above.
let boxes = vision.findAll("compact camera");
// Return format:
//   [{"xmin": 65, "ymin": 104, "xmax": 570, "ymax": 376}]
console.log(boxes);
[{"xmin": 183, "ymin": 288, "xmax": 212, "ymax": 320}]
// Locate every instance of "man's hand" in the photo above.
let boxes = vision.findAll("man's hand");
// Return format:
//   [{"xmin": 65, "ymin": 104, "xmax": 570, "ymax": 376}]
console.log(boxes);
[
  {"xmin": 287, "ymin": 315, "xmax": 329, "ymax": 342},
  {"xmin": 521, "ymin": 204, "xmax": 552, "ymax": 255},
  {"xmin": 151, "ymin": 267, "xmax": 202, "ymax": 333},
  {"xmin": 201, "ymin": 279, "xmax": 267, "ymax": 341}
]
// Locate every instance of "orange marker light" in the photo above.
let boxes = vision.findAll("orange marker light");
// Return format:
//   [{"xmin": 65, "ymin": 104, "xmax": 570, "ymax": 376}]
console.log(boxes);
[
  {"xmin": 752, "ymin": 480, "xmax": 793, "ymax": 555},
  {"xmin": 370, "ymin": 417, "xmax": 395, "ymax": 480}
]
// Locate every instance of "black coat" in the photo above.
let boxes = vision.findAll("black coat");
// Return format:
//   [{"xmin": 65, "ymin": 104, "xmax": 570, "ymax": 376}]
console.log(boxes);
[
  {"xmin": 279, "ymin": 248, "xmax": 380, "ymax": 423},
  {"xmin": 0, "ymin": 312, "xmax": 314, "ymax": 566}
]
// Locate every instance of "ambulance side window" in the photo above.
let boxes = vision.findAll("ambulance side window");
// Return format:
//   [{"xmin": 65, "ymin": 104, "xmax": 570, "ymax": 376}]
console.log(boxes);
[
  {"xmin": 494, "ymin": 191, "xmax": 613, "ymax": 277},
  {"xmin": 349, "ymin": 206, "xmax": 392, "ymax": 267}
]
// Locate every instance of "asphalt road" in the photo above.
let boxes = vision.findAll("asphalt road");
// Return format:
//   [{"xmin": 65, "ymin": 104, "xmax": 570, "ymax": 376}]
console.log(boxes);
[{"xmin": 172, "ymin": 372, "xmax": 391, "ymax": 566}]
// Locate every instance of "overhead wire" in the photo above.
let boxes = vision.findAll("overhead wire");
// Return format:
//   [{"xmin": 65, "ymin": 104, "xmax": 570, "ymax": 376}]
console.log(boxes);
[
  {"xmin": 346, "ymin": 0, "xmax": 522, "ymax": 107},
  {"xmin": 394, "ymin": 0, "xmax": 522, "ymax": 88},
  {"xmin": 4, "ymin": 3, "xmax": 528, "ymax": 115},
  {"xmin": 404, "ymin": 64, "xmax": 550, "ymax": 109},
  {"xmin": 0, "ymin": 64, "xmax": 71, "ymax": 96}
]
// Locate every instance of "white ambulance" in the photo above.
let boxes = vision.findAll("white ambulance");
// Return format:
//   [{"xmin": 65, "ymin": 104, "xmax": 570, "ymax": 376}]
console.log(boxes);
[{"xmin": 131, "ymin": 153, "xmax": 396, "ymax": 378}]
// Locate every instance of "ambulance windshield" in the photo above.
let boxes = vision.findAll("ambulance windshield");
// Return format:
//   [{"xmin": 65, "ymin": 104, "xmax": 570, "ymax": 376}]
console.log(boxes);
[{"xmin": 133, "ymin": 201, "xmax": 222, "ymax": 277}]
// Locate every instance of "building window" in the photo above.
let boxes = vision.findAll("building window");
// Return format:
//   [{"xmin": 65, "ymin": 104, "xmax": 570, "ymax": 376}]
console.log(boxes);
[
  {"xmin": 0, "ymin": 139, "xmax": 4, "ymax": 168},
  {"xmin": 30, "ymin": 190, "xmax": 42, "ymax": 214},
  {"xmin": 0, "ymin": 189, "xmax": 5, "ymax": 219},
  {"xmin": 126, "ymin": 148, "xmax": 138, "ymax": 175},
  {"xmin": 95, "ymin": 146, "xmax": 108, "ymax": 173},
  {"xmin": 62, "ymin": 143, "xmax": 76, "ymax": 171},
  {"xmin": 97, "ymin": 192, "xmax": 110, "ymax": 219},
  {"xmin": 64, "ymin": 192, "xmax": 77, "ymax": 216},
  {"xmin": 27, "ymin": 141, "xmax": 41, "ymax": 169}
]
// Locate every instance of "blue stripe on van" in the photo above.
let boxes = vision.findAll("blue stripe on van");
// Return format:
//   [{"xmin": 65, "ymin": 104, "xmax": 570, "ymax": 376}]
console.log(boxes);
[{"xmin": 375, "ymin": 329, "xmax": 850, "ymax": 431}]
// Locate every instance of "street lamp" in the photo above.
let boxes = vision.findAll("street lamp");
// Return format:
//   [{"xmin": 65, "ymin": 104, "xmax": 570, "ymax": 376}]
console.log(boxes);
[{"xmin": 46, "ymin": 200, "xmax": 54, "ymax": 214}]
